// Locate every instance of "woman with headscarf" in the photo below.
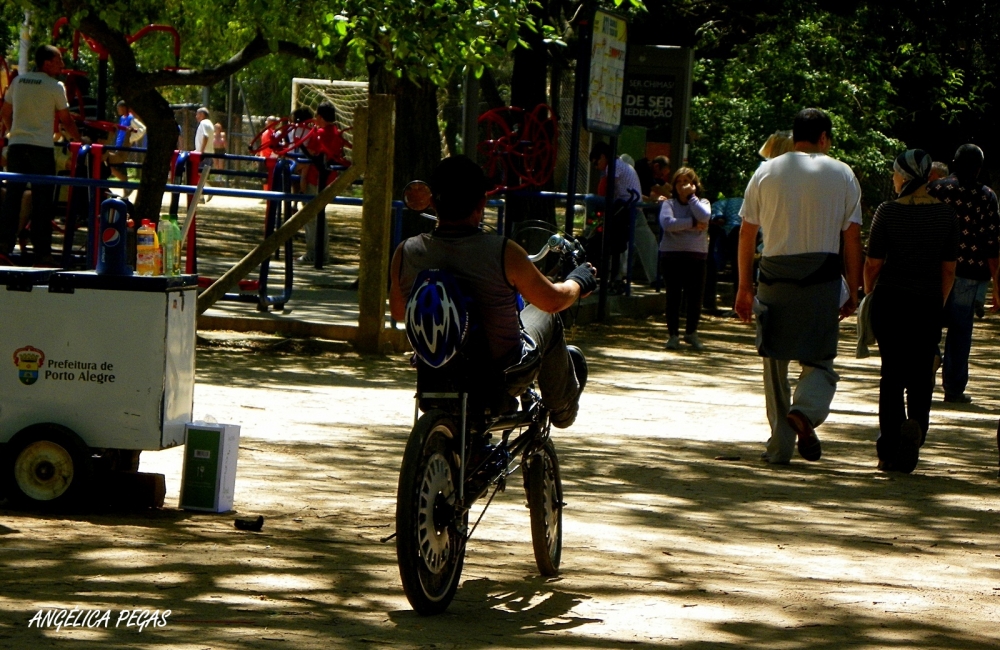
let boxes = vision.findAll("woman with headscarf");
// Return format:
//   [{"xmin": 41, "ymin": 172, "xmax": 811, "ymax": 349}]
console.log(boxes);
[{"xmin": 863, "ymin": 149, "xmax": 958, "ymax": 473}]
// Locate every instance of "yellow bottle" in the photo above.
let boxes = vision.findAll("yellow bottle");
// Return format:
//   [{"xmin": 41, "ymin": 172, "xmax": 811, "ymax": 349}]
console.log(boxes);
[{"xmin": 136, "ymin": 220, "xmax": 157, "ymax": 276}]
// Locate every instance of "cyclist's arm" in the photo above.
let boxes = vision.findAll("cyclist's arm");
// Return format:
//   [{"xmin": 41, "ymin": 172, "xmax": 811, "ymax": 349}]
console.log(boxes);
[
  {"xmin": 504, "ymin": 239, "xmax": 583, "ymax": 313},
  {"xmin": 389, "ymin": 243, "xmax": 406, "ymax": 321}
]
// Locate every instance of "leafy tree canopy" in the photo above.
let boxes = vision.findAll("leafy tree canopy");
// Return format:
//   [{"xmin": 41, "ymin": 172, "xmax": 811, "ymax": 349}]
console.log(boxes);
[{"xmin": 673, "ymin": 0, "xmax": 1000, "ymax": 217}]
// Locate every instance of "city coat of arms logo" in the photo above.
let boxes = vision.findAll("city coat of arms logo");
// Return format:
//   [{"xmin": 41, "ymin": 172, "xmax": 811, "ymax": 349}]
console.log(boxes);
[{"xmin": 13, "ymin": 346, "xmax": 45, "ymax": 385}]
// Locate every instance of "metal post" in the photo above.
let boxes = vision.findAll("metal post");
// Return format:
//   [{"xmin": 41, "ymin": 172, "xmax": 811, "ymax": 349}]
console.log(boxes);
[
  {"xmin": 19, "ymin": 11, "xmax": 30, "ymax": 71},
  {"xmin": 563, "ymin": 7, "xmax": 593, "ymax": 235},
  {"xmin": 597, "ymin": 136, "xmax": 617, "ymax": 322},
  {"xmin": 227, "ymin": 75, "xmax": 235, "ymax": 179},
  {"xmin": 97, "ymin": 58, "xmax": 108, "ymax": 121}
]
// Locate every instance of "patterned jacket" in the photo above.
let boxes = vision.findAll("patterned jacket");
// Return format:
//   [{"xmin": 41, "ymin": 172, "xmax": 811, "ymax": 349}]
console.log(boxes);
[{"xmin": 928, "ymin": 176, "xmax": 1000, "ymax": 281}]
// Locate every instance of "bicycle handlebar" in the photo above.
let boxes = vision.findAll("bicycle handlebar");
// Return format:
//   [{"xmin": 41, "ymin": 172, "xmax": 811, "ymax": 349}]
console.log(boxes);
[{"xmin": 527, "ymin": 234, "xmax": 582, "ymax": 264}]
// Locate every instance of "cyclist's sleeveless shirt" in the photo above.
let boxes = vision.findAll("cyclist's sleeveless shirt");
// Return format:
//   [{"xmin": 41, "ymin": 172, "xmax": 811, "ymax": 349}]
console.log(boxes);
[{"xmin": 399, "ymin": 230, "xmax": 521, "ymax": 361}]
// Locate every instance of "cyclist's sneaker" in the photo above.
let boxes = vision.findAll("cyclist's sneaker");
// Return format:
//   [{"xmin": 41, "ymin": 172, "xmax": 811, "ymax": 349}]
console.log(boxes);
[{"xmin": 551, "ymin": 346, "xmax": 587, "ymax": 429}]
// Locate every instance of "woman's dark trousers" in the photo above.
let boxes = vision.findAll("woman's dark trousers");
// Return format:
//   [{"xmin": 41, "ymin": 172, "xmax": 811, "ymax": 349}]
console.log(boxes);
[
  {"xmin": 661, "ymin": 253, "xmax": 706, "ymax": 337},
  {"xmin": 871, "ymin": 285, "xmax": 943, "ymax": 458}
]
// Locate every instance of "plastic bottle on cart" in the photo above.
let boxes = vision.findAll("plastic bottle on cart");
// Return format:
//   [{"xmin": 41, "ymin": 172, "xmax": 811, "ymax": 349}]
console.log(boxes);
[
  {"xmin": 152, "ymin": 223, "xmax": 163, "ymax": 275},
  {"xmin": 136, "ymin": 219, "xmax": 157, "ymax": 276},
  {"xmin": 126, "ymin": 217, "xmax": 136, "ymax": 271},
  {"xmin": 168, "ymin": 217, "xmax": 182, "ymax": 276},
  {"xmin": 158, "ymin": 219, "xmax": 174, "ymax": 276},
  {"xmin": 158, "ymin": 217, "xmax": 183, "ymax": 277}
]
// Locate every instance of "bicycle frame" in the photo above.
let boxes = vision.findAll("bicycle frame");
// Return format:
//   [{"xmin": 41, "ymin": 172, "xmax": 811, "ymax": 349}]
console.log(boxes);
[{"xmin": 412, "ymin": 387, "xmax": 547, "ymax": 530}]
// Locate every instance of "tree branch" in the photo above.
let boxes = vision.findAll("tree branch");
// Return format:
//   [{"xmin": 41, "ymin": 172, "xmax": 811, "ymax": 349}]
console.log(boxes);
[
  {"xmin": 139, "ymin": 33, "xmax": 319, "ymax": 89},
  {"xmin": 75, "ymin": 13, "xmax": 323, "ymax": 93}
]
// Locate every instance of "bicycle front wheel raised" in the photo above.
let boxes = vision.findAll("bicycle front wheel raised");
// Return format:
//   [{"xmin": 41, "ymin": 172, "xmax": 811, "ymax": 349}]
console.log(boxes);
[
  {"xmin": 524, "ymin": 438, "xmax": 563, "ymax": 576},
  {"xmin": 396, "ymin": 411, "xmax": 467, "ymax": 615}
]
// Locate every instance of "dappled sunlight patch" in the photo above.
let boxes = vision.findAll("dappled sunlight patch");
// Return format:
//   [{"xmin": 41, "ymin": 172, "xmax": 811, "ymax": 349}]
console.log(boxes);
[
  {"xmin": 73, "ymin": 547, "xmax": 174, "ymax": 568},
  {"xmin": 215, "ymin": 572, "xmax": 335, "ymax": 593},
  {"xmin": 2, "ymin": 558, "xmax": 62, "ymax": 570}
]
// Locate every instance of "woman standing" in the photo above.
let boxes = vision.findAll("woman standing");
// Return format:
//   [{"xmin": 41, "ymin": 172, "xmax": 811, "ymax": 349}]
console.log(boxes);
[
  {"xmin": 659, "ymin": 167, "xmax": 711, "ymax": 350},
  {"xmin": 864, "ymin": 149, "xmax": 957, "ymax": 473}
]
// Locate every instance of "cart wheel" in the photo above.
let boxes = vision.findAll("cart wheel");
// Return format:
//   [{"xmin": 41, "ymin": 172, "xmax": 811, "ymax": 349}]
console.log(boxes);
[{"xmin": 5, "ymin": 425, "xmax": 93, "ymax": 508}]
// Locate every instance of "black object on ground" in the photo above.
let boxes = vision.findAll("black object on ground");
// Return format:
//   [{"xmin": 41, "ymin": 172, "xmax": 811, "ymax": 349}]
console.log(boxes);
[{"xmin": 234, "ymin": 515, "xmax": 264, "ymax": 531}]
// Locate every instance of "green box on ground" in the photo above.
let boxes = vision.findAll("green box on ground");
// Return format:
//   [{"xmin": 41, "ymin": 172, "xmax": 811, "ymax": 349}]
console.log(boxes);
[{"xmin": 180, "ymin": 423, "xmax": 240, "ymax": 512}]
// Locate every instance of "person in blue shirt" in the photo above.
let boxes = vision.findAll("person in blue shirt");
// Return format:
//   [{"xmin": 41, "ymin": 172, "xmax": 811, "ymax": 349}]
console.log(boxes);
[
  {"xmin": 705, "ymin": 196, "xmax": 745, "ymax": 315},
  {"xmin": 106, "ymin": 100, "xmax": 145, "ymax": 198}
]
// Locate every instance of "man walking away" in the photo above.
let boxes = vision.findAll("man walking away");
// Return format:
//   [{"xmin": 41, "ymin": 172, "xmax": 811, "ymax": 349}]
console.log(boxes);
[
  {"xmin": 193, "ymin": 107, "xmax": 215, "ymax": 201},
  {"xmin": 927, "ymin": 144, "xmax": 1000, "ymax": 403},
  {"xmin": 735, "ymin": 108, "xmax": 863, "ymax": 464},
  {"xmin": 193, "ymin": 107, "xmax": 215, "ymax": 154},
  {"xmin": 0, "ymin": 45, "xmax": 81, "ymax": 267}
]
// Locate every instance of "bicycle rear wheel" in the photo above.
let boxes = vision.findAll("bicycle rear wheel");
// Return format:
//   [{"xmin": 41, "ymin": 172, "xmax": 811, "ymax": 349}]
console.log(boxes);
[
  {"xmin": 396, "ymin": 411, "xmax": 467, "ymax": 615},
  {"xmin": 524, "ymin": 438, "xmax": 562, "ymax": 576}
]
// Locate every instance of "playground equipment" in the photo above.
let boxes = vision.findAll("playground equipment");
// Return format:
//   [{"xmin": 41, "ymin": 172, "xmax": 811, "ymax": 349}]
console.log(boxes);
[
  {"xmin": 52, "ymin": 18, "xmax": 187, "ymax": 127},
  {"xmin": 478, "ymin": 104, "xmax": 559, "ymax": 193},
  {"xmin": 0, "ymin": 55, "xmax": 11, "ymax": 101}
]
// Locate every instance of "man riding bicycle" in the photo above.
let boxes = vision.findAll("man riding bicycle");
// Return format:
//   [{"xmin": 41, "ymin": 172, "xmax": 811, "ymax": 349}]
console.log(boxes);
[{"xmin": 389, "ymin": 155, "xmax": 596, "ymax": 428}]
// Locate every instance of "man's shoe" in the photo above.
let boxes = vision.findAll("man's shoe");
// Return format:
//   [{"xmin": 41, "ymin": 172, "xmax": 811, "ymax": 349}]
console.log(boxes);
[
  {"xmin": 943, "ymin": 393, "xmax": 972, "ymax": 404},
  {"xmin": 787, "ymin": 410, "xmax": 821, "ymax": 461},
  {"xmin": 897, "ymin": 419, "xmax": 922, "ymax": 474},
  {"xmin": 877, "ymin": 458, "xmax": 898, "ymax": 472},
  {"xmin": 760, "ymin": 451, "xmax": 790, "ymax": 465},
  {"xmin": 683, "ymin": 332, "xmax": 705, "ymax": 351},
  {"xmin": 665, "ymin": 335, "xmax": 680, "ymax": 350},
  {"xmin": 551, "ymin": 346, "xmax": 587, "ymax": 430}
]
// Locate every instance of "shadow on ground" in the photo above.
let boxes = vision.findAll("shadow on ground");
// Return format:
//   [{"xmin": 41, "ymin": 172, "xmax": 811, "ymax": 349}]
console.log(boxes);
[{"xmin": 1, "ymin": 313, "xmax": 999, "ymax": 648}]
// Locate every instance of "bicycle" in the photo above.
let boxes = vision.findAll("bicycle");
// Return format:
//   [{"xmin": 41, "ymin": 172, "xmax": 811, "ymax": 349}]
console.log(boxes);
[{"xmin": 393, "ymin": 182, "xmax": 587, "ymax": 615}]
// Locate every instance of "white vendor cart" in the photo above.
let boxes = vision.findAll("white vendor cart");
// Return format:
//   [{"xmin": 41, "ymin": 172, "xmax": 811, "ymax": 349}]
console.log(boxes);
[{"xmin": 0, "ymin": 269, "xmax": 197, "ymax": 507}]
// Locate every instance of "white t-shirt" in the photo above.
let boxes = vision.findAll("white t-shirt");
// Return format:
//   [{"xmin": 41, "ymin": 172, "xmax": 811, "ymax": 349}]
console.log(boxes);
[
  {"xmin": 5, "ymin": 71, "xmax": 70, "ymax": 148},
  {"xmin": 194, "ymin": 118, "xmax": 215, "ymax": 153},
  {"xmin": 740, "ymin": 151, "xmax": 862, "ymax": 256}
]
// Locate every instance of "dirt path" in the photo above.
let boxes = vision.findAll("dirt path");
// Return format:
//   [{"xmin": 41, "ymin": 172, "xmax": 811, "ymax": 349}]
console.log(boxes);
[{"xmin": 2, "ymin": 313, "xmax": 999, "ymax": 649}]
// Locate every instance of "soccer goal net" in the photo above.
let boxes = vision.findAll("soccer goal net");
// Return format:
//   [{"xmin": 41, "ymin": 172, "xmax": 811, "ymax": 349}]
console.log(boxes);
[{"xmin": 291, "ymin": 78, "xmax": 369, "ymax": 159}]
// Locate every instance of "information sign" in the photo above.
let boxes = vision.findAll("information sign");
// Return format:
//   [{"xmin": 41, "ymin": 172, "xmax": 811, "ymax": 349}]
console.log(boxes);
[{"xmin": 586, "ymin": 11, "xmax": 628, "ymax": 135}]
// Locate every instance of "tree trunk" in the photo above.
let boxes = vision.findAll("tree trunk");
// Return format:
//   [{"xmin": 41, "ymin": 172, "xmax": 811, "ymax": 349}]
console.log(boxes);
[
  {"xmin": 507, "ymin": 6, "xmax": 556, "ymax": 233},
  {"xmin": 126, "ymin": 88, "xmax": 178, "ymax": 225},
  {"xmin": 392, "ymin": 77, "xmax": 441, "ymax": 240}
]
